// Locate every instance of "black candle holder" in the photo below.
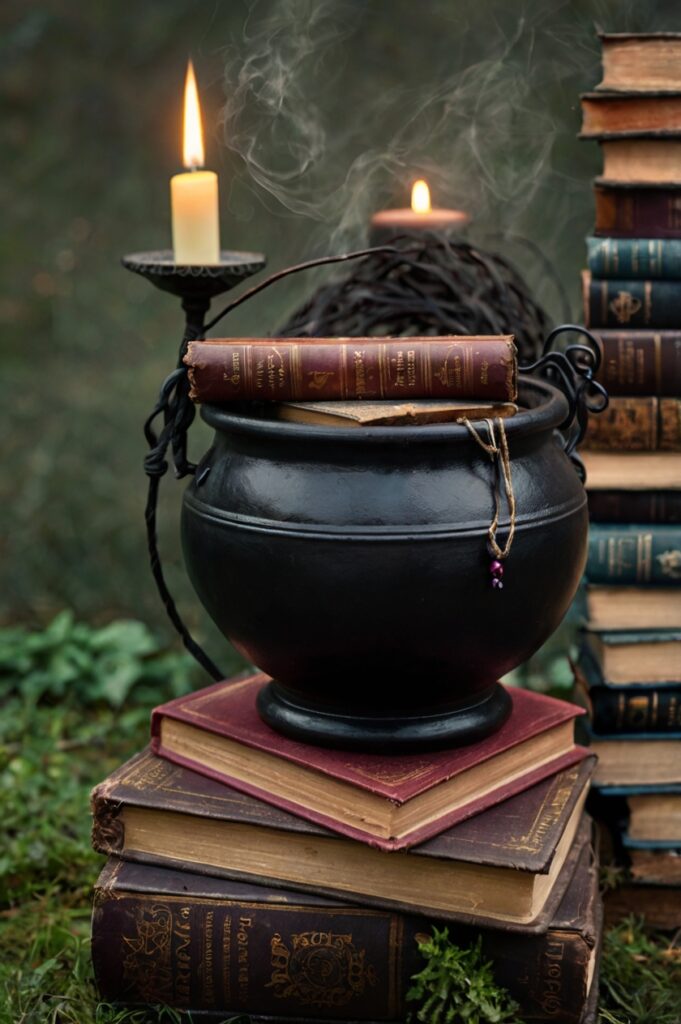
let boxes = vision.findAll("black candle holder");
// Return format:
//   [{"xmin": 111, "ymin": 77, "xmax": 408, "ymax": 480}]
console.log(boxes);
[{"xmin": 123, "ymin": 248, "xmax": 266, "ymax": 678}]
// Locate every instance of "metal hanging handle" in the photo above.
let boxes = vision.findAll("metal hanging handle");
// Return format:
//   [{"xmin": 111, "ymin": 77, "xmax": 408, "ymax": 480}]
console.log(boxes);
[{"xmin": 521, "ymin": 323, "xmax": 609, "ymax": 481}]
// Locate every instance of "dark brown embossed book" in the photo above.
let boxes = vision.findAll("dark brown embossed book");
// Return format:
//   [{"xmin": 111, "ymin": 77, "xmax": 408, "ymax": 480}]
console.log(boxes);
[
  {"xmin": 91, "ymin": 835, "xmax": 600, "ymax": 1023},
  {"xmin": 588, "ymin": 489, "xmax": 681, "ymax": 524},
  {"xmin": 593, "ymin": 330, "xmax": 681, "ymax": 396},
  {"xmin": 150, "ymin": 675, "xmax": 586, "ymax": 850},
  {"xmin": 91, "ymin": 748, "xmax": 595, "ymax": 931},
  {"xmin": 183, "ymin": 336, "xmax": 517, "ymax": 403},
  {"xmin": 583, "ymin": 397, "xmax": 681, "ymax": 451}
]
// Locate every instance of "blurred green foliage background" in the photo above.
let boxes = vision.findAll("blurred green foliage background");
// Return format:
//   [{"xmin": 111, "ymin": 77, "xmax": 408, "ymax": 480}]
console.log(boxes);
[{"xmin": 2, "ymin": 0, "xmax": 680, "ymax": 656}]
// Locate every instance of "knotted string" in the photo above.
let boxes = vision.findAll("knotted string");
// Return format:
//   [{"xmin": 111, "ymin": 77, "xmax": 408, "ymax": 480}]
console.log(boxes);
[{"xmin": 458, "ymin": 417, "xmax": 516, "ymax": 563}]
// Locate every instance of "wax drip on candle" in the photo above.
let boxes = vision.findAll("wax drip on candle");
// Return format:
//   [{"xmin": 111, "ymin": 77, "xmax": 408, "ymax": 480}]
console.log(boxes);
[{"xmin": 170, "ymin": 60, "xmax": 221, "ymax": 265}]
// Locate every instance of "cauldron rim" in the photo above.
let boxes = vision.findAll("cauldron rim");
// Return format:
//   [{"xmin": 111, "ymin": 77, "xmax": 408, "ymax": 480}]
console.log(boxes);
[{"xmin": 199, "ymin": 375, "xmax": 568, "ymax": 445}]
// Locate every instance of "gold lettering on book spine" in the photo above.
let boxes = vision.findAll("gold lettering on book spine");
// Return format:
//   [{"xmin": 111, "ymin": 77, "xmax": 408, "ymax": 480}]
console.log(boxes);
[
  {"xmin": 267, "ymin": 931, "xmax": 377, "ymax": 1008},
  {"xmin": 200, "ymin": 909, "xmax": 215, "ymax": 1005},
  {"xmin": 237, "ymin": 915, "xmax": 252, "ymax": 1002},
  {"xmin": 222, "ymin": 915, "xmax": 232, "ymax": 1003}
]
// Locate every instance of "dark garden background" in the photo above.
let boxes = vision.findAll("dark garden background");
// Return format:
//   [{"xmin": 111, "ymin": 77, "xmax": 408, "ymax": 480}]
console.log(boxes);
[{"xmin": 2, "ymin": 2, "xmax": 681, "ymax": 1022}]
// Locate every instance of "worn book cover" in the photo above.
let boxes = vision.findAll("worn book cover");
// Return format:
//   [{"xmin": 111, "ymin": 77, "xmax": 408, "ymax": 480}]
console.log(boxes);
[
  {"xmin": 583, "ymin": 397, "xmax": 681, "ymax": 451},
  {"xmin": 271, "ymin": 398, "xmax": 517, "ymax": 428},
  {"xmin": 92, "ymin": 748, "xmax": 594, "ymax": 930},
  {"xmin": 583, "ymin": 269, "xmax": 681, "ymax": 328},
  {"xmin": 583, "ymin": 586, "xmax": 681, "ymax": 632},
  {"xmin": 581, "ymin": 451, "xmax": 681, "ymax": 492},
  {"xmin": 587, "ymin": 236, "xmax": 681, "ymax": 278},
  {"xmin": 593, "ymin": 181, "xmax": 681, "ymax": 238},
  {"xmin": 596, "ymin": 32, "xmax": 681, "ymax": 93},
  {"xmin": 581, "ymin": 92, "xmax": 681, "ymax": 138},
  {"xmin": 573, "ymin": 668, "xmax": 681, "ymax": 734},
  {"xmin": 586, "ymin": 523, "xmax": 681, "ymax": 585},
  {"xmin": 584, "ymin": 627, "xmax": 681, "ymax": 686},
  {"xmin": 592, "ymin": 329, "xmax": 681, "ymax": 396},
  {"xmin": 91, "ymin": 833, "xmax": 600, "ymax": 1024},
  {"xmin": 598, "ymin": 138, "xmax": 681, "ymax": 185},
  {"xmin": 588, "ymin": 489, "xmax": 681, "ymax": 524},
  {"xmin": 150, "ymin": 675, "xmax": 585, "ymax": 849},
  {"xmin": 183, "ymin": 336, "xmax": 518, "ymax": 404}
]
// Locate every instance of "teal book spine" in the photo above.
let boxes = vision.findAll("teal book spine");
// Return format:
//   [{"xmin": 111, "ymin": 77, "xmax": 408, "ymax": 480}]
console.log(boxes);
[
  {"xmin": 586, "ymin": 524, "xmax": 681, "ymax": 585},
  {"xmin": 583, "ymin": 271, "xmax": 681, "ymax": 328},
  {"xmin": 587, "ymin": 237, "xmax": 681, "ymax": 279},
  {"xmin": 586, "ymin": 685, "xmax": 681, "ymax": 734}
]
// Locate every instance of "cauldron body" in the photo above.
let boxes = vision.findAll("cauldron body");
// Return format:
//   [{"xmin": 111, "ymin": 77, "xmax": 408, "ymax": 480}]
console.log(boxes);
[{"xmin": 181, "ymin": 378, "xmax": 588, "ymax": 750}]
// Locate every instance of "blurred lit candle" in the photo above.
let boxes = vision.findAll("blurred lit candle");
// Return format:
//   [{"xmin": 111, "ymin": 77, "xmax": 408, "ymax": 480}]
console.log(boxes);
[
  {"xmin": 170, "ymin": 60, "xmax": 220, "ymax": 264},
  {"xmin": 370, "ymin": 179, "xmax": 469, "ymax": 236}
]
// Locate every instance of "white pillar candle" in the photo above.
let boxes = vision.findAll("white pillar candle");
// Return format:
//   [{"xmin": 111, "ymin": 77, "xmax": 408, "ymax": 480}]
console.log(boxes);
[
  {"xmin": 171, "ymin": 169, "xmax": 220, "ymax": 264},
  {"xmin": 170, "ymin": 60, "xmax": 221, "ymax": 265}
]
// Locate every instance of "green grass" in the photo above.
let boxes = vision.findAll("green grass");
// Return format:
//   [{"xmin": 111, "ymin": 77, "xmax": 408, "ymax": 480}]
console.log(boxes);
[
  {"xmin": 1, "ymin": 616, "xmax": 679, "ymax": 1024},
  {"xmin": 0, "ymin": 614, "xmax": 246, "ymax": 1024}
]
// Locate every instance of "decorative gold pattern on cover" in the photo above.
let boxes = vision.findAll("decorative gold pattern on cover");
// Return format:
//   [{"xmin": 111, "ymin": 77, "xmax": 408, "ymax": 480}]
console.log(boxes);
[{"xmin": 268, "ymin": 930, "xmax": 377, "ymax": 1008}]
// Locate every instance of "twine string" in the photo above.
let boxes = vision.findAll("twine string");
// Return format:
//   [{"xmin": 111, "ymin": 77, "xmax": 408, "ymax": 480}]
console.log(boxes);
[{"xmin": 458, "ymin": 416, "xmax": 516, "ymax": 561}]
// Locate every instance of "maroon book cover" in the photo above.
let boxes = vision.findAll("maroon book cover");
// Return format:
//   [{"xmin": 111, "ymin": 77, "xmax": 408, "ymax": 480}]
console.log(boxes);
[
  {"xmin": 150, "ymin": 675, "xmax": 586, "ymax": 850},
  {"xmin": 183, "ymin": 336, "xmax": 518, "ymax": 404},
  {"xmin": 594, "ymin": 180, "xmax": 681, "ymax": 238}
]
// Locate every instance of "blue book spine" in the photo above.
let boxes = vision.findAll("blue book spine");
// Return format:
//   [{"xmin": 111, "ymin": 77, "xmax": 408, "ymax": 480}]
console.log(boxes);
[
  {"xmin": 584, "ymin": 273, "xmax": 681, "ymax": 328},
  {"xmin": 587, "ymin": 237, "xmax": 681, "ymax": 279},
  {"xmin": 586, "ymin": 523, "xmax": 681, "ymax": 585}
]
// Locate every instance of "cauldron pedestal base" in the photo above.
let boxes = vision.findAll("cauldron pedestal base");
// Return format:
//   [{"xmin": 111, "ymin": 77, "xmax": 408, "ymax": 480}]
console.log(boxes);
[{"xmin": 256, "ymin": 681, "xmax": 512, "ymax": 752}]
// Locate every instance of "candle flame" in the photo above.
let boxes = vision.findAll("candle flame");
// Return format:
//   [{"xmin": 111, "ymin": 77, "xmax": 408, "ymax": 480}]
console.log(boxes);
[
  {"xmin": 183, "ymin": 60, "xmax": 204, "ymax": 169},
  {"xmin": 411, "ymin": 179, "xmax": 431, "ymax": 214}
]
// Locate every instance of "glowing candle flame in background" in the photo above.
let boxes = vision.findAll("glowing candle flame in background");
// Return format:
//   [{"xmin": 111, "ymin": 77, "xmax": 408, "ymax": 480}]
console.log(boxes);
[
  {"xmin": 183, "ymin": 60, "xmax": 205, "ymax": 169},
  {"xmin": 411, "ymin": 179, "xmax": 431, "ymax": 214}
]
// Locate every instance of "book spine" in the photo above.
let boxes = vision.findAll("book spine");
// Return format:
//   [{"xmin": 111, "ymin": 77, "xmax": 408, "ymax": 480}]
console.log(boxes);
[
  {"xmin": 183, "ymin": 339, "xmax": 517, "ymax": 403},
  {"xmin": 583, "ymin": 272, "xmax": 681, "ymax": 329},
  {"xmin": 584, "ymin": 397, "xmax": 681, "ymax": 450},
  {"xmin": 586, "ymin": 524, "xmax": 681, "ymax": 584},
  {"xmin": 594, "ymin": 330, "xmax": 681, "ymax": 396},
  {"xmin": 587, "ymin": 490, "xmax": 681, "ymax": 524},
  {"xmin": 92, "ymin": 879, "xmax": 595, "ymax": 1024},
  {"xmin": 578, "ymin": 681, "xmax": 681, "ymax": 734},
  {"xmin": 587, "ymin": 237, "xmax": 681, "ymax": 279},
  {"xmin": 594, "ymin": 185, "xmax": 681, "ymax": 238}
]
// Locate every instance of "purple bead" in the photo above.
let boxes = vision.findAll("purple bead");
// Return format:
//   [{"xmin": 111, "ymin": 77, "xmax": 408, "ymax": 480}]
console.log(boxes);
[
  {"xmin": 490, "ymin": 560, "xmax": 504, "ymax": 577},
  {"xmin": 492, "ymin": 577, "xmax": 504, "ymax": 589}
]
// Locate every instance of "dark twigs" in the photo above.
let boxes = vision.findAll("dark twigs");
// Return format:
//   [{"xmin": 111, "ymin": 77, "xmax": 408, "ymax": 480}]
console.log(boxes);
[{"xmin": 278, "ymin": 234, "xmax": 551, "ymax": 362}]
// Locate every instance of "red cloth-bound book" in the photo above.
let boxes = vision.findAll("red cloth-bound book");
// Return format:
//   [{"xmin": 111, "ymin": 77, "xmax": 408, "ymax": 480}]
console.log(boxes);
[{"xmin": 151, "ymin": 674, "xmax": 587, "ymax": 851}]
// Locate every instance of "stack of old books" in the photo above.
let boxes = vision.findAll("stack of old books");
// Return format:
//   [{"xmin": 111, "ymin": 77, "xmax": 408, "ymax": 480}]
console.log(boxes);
[
  {"xmin": 577, "ymin": 31, "xmax": 681, "ymax": 928},
  {"xmin": 91, "ymin": 673, "xmax": 601, "ymax": 1022}
]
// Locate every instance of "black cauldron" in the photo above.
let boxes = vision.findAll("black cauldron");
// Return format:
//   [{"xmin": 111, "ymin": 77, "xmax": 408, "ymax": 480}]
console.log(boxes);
[{"xmin": 181, "ymin": 376, "xmax": 589, "ymax": 751}]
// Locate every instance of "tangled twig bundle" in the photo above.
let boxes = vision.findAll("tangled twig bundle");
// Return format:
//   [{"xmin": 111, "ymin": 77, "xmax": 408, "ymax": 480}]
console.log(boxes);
[{"xmin": 279, "ymin": 234, "xmax": 551, "ymax": 363}]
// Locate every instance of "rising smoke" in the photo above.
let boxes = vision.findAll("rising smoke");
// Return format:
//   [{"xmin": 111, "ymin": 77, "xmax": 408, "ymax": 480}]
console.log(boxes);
[{"xmin": 220, "ymin": 0, "xmax": 681, "ymax": 318}]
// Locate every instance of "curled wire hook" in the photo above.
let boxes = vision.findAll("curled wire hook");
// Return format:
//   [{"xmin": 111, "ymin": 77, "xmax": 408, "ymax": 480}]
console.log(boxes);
[{"xmin": 521, "ymin": 323, "xmax": 610, "ymax": 477}]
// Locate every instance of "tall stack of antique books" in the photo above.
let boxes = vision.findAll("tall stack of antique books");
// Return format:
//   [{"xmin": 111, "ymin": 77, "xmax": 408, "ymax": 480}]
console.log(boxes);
[
  {"xmin": 90, "ymin": 671, "xmax": 601, "ymax": 1022},
  {"xmin": 577, "ymin": 32, "xmax": 681, "ymax": 927}
]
